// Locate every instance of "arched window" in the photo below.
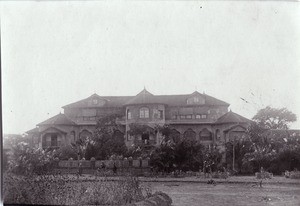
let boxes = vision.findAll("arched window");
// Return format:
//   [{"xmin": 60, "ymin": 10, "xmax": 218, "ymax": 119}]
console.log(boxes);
[
  {"xmin": 183, "ymin": 129, "xmax": 196, "ymax": 142},
  {"xmin": 139, "ymin": 107, "xmax": 149, "ymax": 118},
  {"xmin": 200, "ymin": 128, "xmax": 212, "ymax": 141},
  {"xmin": 127, "ymin": 110, "xmax": 132, "ymax": 120}
]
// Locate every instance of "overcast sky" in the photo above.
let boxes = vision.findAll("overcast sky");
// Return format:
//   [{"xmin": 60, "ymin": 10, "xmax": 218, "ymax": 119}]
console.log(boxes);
[{"xmin": 1, "ymin": 1, "xmax": 300, "ymax": 134}]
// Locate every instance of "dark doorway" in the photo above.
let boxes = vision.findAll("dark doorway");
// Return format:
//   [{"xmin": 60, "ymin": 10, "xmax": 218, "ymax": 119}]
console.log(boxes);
[{"xmin": 142, "ymin": 133, "xmax": 149, "ymax": 144}]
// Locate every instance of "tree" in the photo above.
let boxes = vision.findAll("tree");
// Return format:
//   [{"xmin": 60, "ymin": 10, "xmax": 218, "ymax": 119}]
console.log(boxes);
[
  {"xmin": 150, "ymin": 140, "xmax": 176, "ymax": 173},
  {"xmin": 243, "ymin": 123, "xmax": 279, "ymax": 173},
  {"xmin": 85, "ymin": 113, "xmax": 127, "ymax": 160},
  {"xmin": 203, "ymin": 146, "xmax": 223, "ymax": 175},
  {"xmin": 225, "ymin": 138, "xmax": 253, "ymax": 174},
  {"xmin": 253, "ymin": 106, "xmax": 297, "ymax": 129}
]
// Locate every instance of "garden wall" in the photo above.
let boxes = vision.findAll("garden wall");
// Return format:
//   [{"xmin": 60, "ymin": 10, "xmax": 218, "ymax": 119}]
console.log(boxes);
[
  {"xmin": 55, "ymin": 159, "xmax": 150, "ymax": 176},
  {"xmin": 57, "ymin": 159, "xmax": 149, "ymax": 169}
]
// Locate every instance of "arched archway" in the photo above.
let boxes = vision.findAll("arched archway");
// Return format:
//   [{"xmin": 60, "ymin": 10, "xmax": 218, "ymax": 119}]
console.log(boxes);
[
  {"xmin": 200, "ymin": 128, "xmax": 212, "ymax": 141},
  {"xmin": 183, "ymin": 129, "xmax": 196, "ymax": 142},
  {"xmin": 79, "ymin": 129, "xmax": 92, "ymax": 141},
  {"xmin": 170, "ymin": 129, "xmax": 181, "ymax": 143}
]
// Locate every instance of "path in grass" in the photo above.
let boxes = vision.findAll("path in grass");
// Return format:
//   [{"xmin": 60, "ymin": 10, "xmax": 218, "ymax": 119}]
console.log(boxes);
[{"xmin": 147, "ymin": 182, "xmax": 300, "ymax": 206}]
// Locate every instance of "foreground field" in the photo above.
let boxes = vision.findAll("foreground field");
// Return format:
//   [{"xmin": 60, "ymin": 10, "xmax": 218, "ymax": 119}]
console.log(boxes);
[
  {"xmin": 149, "ymin": 182, "xmax": 300, "ymax": 206},
  {"xmin": 4, "ymin": 173, "xmax": 300, "ymax": 206}
]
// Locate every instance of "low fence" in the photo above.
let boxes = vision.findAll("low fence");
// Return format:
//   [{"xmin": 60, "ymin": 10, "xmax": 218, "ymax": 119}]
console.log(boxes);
[
  {"xmin": 54, "ymin": 158, "xmax": 151, "ymax": 176},
  {"xmin": 57, "ymin": 159, "xmax": 150, "ymax": 169}
]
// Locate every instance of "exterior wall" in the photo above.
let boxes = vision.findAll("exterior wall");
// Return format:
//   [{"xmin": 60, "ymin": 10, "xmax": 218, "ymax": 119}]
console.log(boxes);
[
  {"xmin": 124, "ymin": 104, "xmax": 165, "ymax": 147},
  {"xmin": 165, "ymin": 105, "xmax": 228, "ymax": 123},
  {"xmin": 166, "ymin": 124, "xmax": 216, "ymax": 146},
  {"xmin": 125, "ymin": 104, "xmax": 165, "ymax": 125},
  {"xmin": 65, "ymin": 107, "xmax": 124, "ymax": 123},
  {"xmin": 32, "ymin": 93, "xmax": 251, "ymax": 152}
]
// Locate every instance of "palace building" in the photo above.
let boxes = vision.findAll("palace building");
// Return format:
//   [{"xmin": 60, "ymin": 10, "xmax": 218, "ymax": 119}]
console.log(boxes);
[{"xmin": 26, "ymin": 89, "xmax": 251, "ymax": 151}]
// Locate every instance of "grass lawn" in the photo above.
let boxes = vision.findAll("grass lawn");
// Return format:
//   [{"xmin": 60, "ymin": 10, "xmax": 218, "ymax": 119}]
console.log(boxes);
[
  {"xmin": 6, "ymin": 173, "xmax": 299, "ymax": 206},
  {"xmin": 148, "ymin": 182, "xmax": 300, "ymax": 206}
]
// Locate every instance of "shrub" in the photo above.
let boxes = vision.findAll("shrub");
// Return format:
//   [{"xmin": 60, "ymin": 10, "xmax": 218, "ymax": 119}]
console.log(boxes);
[
  {"xmin": 3, "ymin": 173, "xmax": 149, "ymax": 205},
  {"xmin": 289, "ymin": 171, "xmax": 300, "ymax": 179},
  {"xmin": 8, "ymin": 142, "xmax": 56, "ymax": 175},
  {"xmin": 211, "ymin": 171, "xmax": 229, "ymax": 179},
  {"xmin": 54, "ymin": 145, "xmax": 77, "ymax": 160},
  {"xmin": 255, "ymin": 171, "xmax": 273, "ymax": 179}
]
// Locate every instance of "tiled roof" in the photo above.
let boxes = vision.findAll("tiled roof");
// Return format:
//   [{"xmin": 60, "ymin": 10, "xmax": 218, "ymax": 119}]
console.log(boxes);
[
  {"xmin": 62, "ymin": 93, "xmax": 132, "ymax": 108},
  {"xmin": 215, "ymin": 111, "xmax": 251, "ymax": 124},
  {"xmin": 37, "ymin": 113, "xmax": 77, "ymax": 126},
  {"xmin": 124, "ymin": 89, "xmax": 159, "ymax": 105},
  {"xmin": 63, "ymin": 90, "xmax": 229, "ymax": 108},
  {"xmin": 26, "ymin": 127, "xmax": 39, "ymax": 134},
  {"xmin": 39, "ymin": 126, "xmax": 68, "ymax": 134}
]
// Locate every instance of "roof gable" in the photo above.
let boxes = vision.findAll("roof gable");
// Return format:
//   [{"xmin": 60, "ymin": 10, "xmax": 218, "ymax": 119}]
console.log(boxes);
[
  {"xmin": 37, "ymin": 113, "xmax": 76, "ymax": 126},
  {"xmin": 224, "ymin": 124, "xmax": 247, "ymax": 132},
  {"xmin": 40, "ymin": 127, "xmax": 67, "ymax": 134},
  {"xmin": 124, "ymin": 88, "xmax": 159, "ymax": 105},
  {"xmin": 63, "ymin": 89, "xmax": 230, "ymax": 108},
  {"xmin": 215, "ymin": 111, "xmax": 251, "ymax": 124},
  {"xmin": 62, "ymin": 94, "xmax": 132, "ymax": 108},
  {"xmin": 26, "ymin": 127, "xmax": 39, "ymax": 134}
]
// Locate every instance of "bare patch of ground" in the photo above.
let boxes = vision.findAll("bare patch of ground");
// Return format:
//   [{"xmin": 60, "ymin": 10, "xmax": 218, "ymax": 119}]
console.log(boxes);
[{"xmin": 148, "ymin": 182, "xmax": 300, "ymax": 206}]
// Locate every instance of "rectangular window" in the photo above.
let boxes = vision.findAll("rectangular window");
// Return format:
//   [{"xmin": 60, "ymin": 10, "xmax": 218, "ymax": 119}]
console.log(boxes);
[
  {"xmin": 157, "ymin": 110, "xmax": 163, "ymax": 119},
  {"xmin": 140, "ymin": 107, "xmax": 149, "ymax": 118},
  {"xmin": 172, "ymin": 115, "xmax": 177, "ymax": 119},
  {"xmin": 180, "ymin": 115, "xmax": 186, "ymax": 119},
  {"xmin": 145, "ymin": 110, "xmax": 149, "ymax": 118},
  {"xmin": 186, "ymin": 115, "xmax": 192, "ymax": 119},
  {"xmin": 201, "ymin": 114, "xmax": 207, "ymax": 119},
  {"xmin": 196, "ymin": 114, "xmax": 201, "ymax": 119},
  {"xmin": 140, "ymin": 110, "xmax": 145, "ymax": 118}
]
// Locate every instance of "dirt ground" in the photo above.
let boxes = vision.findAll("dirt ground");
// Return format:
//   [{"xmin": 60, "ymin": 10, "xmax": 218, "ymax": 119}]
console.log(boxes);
[{"xmin": 147, "ymin": 182, "xmax": 300, "ymax": 206}]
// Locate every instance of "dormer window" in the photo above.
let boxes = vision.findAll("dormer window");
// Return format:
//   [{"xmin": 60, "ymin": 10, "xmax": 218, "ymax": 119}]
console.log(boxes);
[
  {"xmin": 139, "ymin": 107, "xmax": 149, "ymax": 118},
  {"xmin": 93, "ymin": 99, "xmax": 98, "ymax": 104},
  {"xmin": 187, "ymin": 95, "xmax": 205, "ymax": 105}
]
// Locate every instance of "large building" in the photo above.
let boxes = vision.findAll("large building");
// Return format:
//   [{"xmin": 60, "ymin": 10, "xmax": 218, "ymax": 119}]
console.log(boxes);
[{"xmin": 26, "ymin": 89, "xmax": 251, "ymax": 150}]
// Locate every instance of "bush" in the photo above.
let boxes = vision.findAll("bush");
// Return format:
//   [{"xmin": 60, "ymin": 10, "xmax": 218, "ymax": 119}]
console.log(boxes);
[
  {"xmin": 8, "ymin": 142, "xmax": 56, "ymax": 175},
  {"xmin": 255, "ymin": 171, "xmax": 273, "ymax": 179},
  {"xmin": 4, "ymin": 174, "xmax": 148, "ymax": 205},
  {"xmin": 211, "ymin": 171, "xmax": 229, "ymax": 179},
  {"xmin": 289, "ymin": 171, "xmax": 300, "ymax": 179},
  {"xmin": 54, "ymin": 145, "xmax": 77, "ymax": 160}
]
